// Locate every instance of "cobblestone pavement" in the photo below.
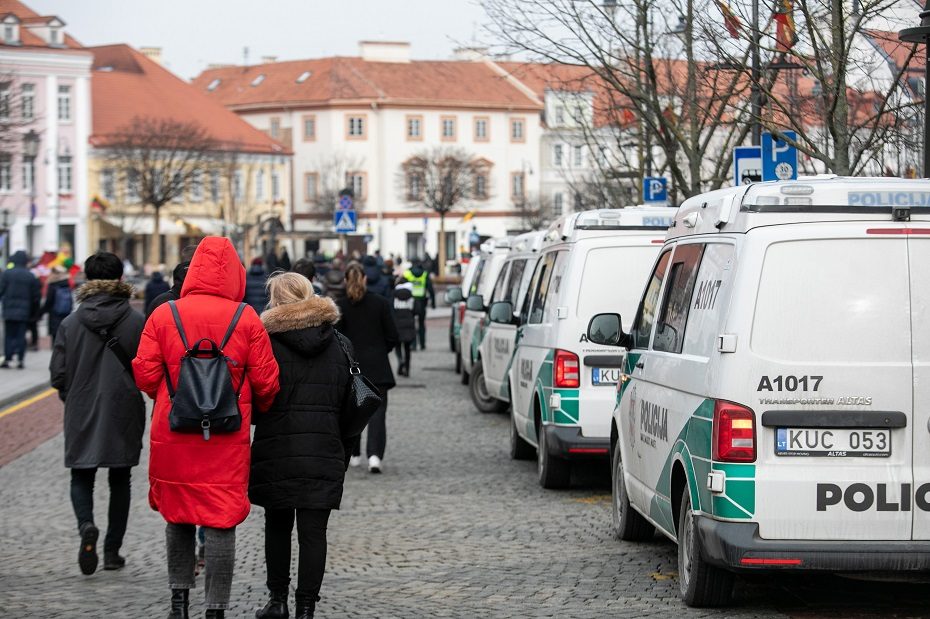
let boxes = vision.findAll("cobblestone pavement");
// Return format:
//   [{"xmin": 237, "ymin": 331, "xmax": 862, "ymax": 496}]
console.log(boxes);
[{"xmin": 1, "ymin": 322, "xmax": 929, "ymax": 618}]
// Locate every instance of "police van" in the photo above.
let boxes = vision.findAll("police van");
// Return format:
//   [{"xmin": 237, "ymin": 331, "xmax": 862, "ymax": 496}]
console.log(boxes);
[
  {"xmin": 459, "ymin": 237, "xmax": 512, "ymax": 386},
  {"xmin": 507, "ymin": 207, "xmax": 673, "ymax": 488},
  {"xmin": 470, "ymin": 231, "xmax": 545, "ymax": 413},
  {"xmin": 586, "ymin": 178, "xmax": 930, "ymax": 607},
  {"xmin": 447, "ymin": 257, "xmax": 481, "ymax": 374}
]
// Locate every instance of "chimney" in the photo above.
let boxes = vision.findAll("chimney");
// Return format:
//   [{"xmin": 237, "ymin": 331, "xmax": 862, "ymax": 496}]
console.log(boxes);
[
  {"xmin": 359, "ymin": 41, "xmax": 411, "ymax": 63},
  {"xmin": 140, "ymin": 46, "xmax": 162, "ymax": 65},
  {"xmin": 261, "ymin": 55, "xmax": 278, "ymax": 64}
]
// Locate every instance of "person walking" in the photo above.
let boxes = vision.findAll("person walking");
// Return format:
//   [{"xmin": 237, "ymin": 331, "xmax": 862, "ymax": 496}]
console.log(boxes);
[
  {"xmin": 0, "ymin": 250, "xmax": 40, "ymax": 368},
  {"xmin": 133, "ymin": 237, "xmax": 280, "ymax": 619},
  {"xmin": 144, "ymin": 271, "xmax": 171, "ymax": 315},
  {"xmin": 402, "ymin": 259, "xmax": 435, "ymax": 351},
  {"xmin": 292, "ymin": 258, "xmax": 323, "ymax": 295},
  {"xmin": 49, "ymin": 252, "xmax": 146, "ymax": 575},
  {"xmin": 147, "ymin": 245, "xmax": 200, "ymax": 318},
  {"xmin": 392, "ymin": 281, "xmax": 416, "ymax": 377},
  {"xmin": 337, "ymin": 263, "xmax": 398, "ymax": 473},
  {"xmin": 40, "ymin": 265, "xmax": 72, "ymax": 342},
  {"xmin": 251, "ymin": 273, "xmax": 356, "ymax": 619},
  {"xmin": 362, "ymin": 255, "xmax": 391, "ymax": 300},
  {"xmin": 246, "ymin": 257, "xmax": 270, "ymax": 314}
]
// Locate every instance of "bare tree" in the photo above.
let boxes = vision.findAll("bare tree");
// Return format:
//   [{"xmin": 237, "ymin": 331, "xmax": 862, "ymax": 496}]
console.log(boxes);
[
  {"xmin": 102, "ymin": 117, "xmax": 217, "ymax": 265},
  {"xmin": 305, "ymin": 152, "xmax": 367, "ymax": 213},
  {"xmin": 514, "ymin": 192, "xmax": 558, "ymax": 230},
  {"xmin": 398, "ymin": 147, "xmax": 479, "ymax": 276}
]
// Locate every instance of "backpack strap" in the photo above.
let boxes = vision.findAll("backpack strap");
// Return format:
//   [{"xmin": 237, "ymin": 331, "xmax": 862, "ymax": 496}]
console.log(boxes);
[
  {"xmin": 168, "ymin": 301, "xmax": 191, "ymax": 351},
  {"xmin": 83, "ymin": 310, "xmax": 134, "ymax": 374},
  {"xmin": 220, "ymin": 303, "xmax": 248, "ymax": 350}
]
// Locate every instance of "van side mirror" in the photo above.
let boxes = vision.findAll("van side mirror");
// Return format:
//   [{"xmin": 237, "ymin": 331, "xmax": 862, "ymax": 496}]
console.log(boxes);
[
  {"xmin": 587, "ymin": 313, "xmax": 624, "ymax": 346},
  {"xmin": 466, "ymin": 294, "xmax": 485, "ymax": 312},
  {"xmin": 488, "ymin": 301, "xmax": 514, "ymax": 324},
  {"xmin": 445, "ymin": 287, "xmax": 464, "ymax": 304}
]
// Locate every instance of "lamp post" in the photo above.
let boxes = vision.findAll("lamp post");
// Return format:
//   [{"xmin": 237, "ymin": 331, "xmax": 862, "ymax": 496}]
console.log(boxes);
[
  {"xmin": 22, "ymin": 130, "xmax": 39, "ymax": 258},
  {"xmin": 900, "ymin": 1, "xmax": 930, "ymax": 177}
]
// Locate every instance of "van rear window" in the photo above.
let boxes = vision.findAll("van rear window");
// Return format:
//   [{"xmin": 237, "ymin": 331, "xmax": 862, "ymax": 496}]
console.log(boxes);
[
  {"xmin": 577, "ymin": 246, "xmax": 660, "ymax": 329},
  {"xmin": 751, "ymin": 239, "xmax": 910, "ymax": 363}
]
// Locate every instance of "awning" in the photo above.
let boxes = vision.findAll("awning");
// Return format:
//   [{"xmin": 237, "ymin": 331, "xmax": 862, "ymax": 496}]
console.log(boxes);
[{"xmin": 100, "ymin": 215, "xmax": 226, "ymax": 236}]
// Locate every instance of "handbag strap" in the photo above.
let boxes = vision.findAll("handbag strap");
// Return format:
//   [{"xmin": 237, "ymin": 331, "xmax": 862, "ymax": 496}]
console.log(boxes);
[
  {"xmin": 82, "ymin": 310, "xmax": 133, "ymax": 374},
  {"xmin": 334, "ymin": 330, "xmax": 361, "ymax": 376}
]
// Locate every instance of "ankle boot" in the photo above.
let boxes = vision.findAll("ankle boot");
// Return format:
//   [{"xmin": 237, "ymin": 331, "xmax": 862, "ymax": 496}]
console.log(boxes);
[
  {"xmin": 167, "ymin": 589, "xmax": 189, "ymax": 619},
  {"xmin": 294, "ymin": 598, "xmax": 314, "ymax": 619},
  {"xmin": 255, "ymin": 589, "xmax": 289, "ymax": 618},
  {"xmin": 205, "ymin": 610, "xmax": 224, "ymax": 619}
]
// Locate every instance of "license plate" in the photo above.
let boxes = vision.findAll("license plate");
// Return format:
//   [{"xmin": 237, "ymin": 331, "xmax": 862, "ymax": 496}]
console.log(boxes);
[
  {"xmin": 775, "ymin": 428, "xmax": 891, "ymax": 457},
  {"xmin": 592, "ymin": 367, "xmax": 621, "ymax": 386}
]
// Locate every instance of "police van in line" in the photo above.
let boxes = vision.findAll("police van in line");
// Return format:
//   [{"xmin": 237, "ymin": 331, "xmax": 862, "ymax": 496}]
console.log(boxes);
[
  {"xmin": 506, "ymin": 207, "xmax": 674, "ymax": 488},
  {"xmin": 447, "ymin": 256, "xmax": 481, "ymax": 375},
  {"xmin": 470, "ymin": 231, "xmax": 546, "ymax": 413},
  {"xmin": 587, "ymin": 178, "xmax": 930, "ymax": 607}
]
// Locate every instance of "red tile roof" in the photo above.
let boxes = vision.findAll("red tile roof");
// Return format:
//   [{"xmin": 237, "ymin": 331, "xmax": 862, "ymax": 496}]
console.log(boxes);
[
  {"xmin": 89, "ymin": 45, "xmax": 289, "ymax": 155},
  {"xmin": 0, "ymin": 0, "xmax": 81, "ymax": 49},
  {"xmin": 192, "ymin": 57, "xmax": 542, "ymax": 112},
  {"xmin": 865, "ymin": 30, "xmax": 924, "ymax": 72}
]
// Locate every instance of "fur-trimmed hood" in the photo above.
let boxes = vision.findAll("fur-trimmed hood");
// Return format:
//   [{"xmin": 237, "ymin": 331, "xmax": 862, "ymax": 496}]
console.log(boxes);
[
  {"xmin": 261, "ymin": 295, "xmax": 340, "ymax": 334},
  {"xmin": 76, "ymin": 279, "xmax": 135, "ymax": 333},
  {"xmin": 76, "ymin": 279, "xmax": 133, "ymax": 302}
]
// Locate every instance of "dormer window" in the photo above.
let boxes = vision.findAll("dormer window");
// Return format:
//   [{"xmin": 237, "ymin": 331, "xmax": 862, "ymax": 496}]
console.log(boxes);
[
  {"xmin": 207, "ymin": 78, "xmax": 221, "ymax": 91},
  {"xmin": 49, "ymin": 27, "xmax": 58, "ymax": 44},
  {"xmin": 1, "ymin": 15, "xmax": 20, "ymax": 44},
  {"xmin": 296, "ymin": 71, "xmax": 311, "ymax": 83},
  {"xmin": 251, "ymin": 74, "xmax": 265, "ymax": 87}
]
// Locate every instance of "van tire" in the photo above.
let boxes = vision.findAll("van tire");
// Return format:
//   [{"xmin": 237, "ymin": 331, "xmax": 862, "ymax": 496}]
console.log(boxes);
[
  {"xmin": 537, "ymin": 424, "xmax": 571, "ymax": 489},
  {"xmin": 460, "ymin": 357, "xmax": 469, "ymax": 385},
  {"xmin": 611, "ymin": 444, "xmax": 654, "ymax": 541},
  {"xmin": 510, "ymin": 412, "xmax": 535, "ymax": 460},
  {"xmin": 470, "ymin": 361, "xmax": 505, "ymax": 413},
  {"xmin": 677, "ymin": 490, "xmax": 735, "ymax": 607}
]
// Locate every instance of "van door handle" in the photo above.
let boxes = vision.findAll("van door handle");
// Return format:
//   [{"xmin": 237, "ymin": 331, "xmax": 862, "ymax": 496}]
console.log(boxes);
[{"xmin": 635, "ymin": 361, "xmax": 645, "ymax": 370}]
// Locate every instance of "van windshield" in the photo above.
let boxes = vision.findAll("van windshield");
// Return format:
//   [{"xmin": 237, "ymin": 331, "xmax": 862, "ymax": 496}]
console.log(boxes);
[
  {"xmin": 751, "ymin": 239, "xmax": 911, "ymax": 363},
  {"xmin": 577, "ymin": 246, "xmax": 659, "ymax": 327}
]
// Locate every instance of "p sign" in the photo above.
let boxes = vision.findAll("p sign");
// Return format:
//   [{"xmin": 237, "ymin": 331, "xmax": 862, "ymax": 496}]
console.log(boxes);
[
  {"xmin": 643, "ymin": 177, "xmax": 668, "ymax": 203},
  {"xmin": 761, "ymin": 131, "xmax": 798, "ymax": 182}
]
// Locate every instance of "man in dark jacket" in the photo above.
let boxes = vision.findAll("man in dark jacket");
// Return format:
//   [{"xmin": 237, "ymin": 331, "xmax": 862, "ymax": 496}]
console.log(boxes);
[
  {"xmin": 144, "ymin": 271, "xmax": 170, "ymax": 315},
  {"xmin": 49, "ymin": 251, "xmax": 146, "ymax": 575},
  {"xmin": 0, "ymin": 250, "xmax": 40, "ymax": 368},
  {"xmin": 362, "ymin": 255, "xmax": 391, "ymax": 299},
  {"xmin": 245, "ymin": 257, "xmax": 269, "ymax": 314}
]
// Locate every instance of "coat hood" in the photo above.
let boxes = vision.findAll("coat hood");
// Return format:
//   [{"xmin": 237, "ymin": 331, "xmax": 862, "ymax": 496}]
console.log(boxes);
[
  {"xmin": 364, "ymin": 263, "xmax": 383, "ymax": 285},
  {"xmin": 180, "ymin": 237, "xmax": 245, "ymax": 301},
  {"xmin": 262, "ymin": 296, "xmax": 341, "ymax": 357},
  {"xmin": 10, "ymin": 250, "xmax": 27, "ymax": 267},
  {"xmin": 394, "ymin": 286, "xmax": 413, "ymax": 301},
  {"xmin": 151, "ymin": 271, "xmax": 164, "ymax": 282},
  {"xmin": 76, "ymin": 279, "xmax": 134, "ymax": 332}
]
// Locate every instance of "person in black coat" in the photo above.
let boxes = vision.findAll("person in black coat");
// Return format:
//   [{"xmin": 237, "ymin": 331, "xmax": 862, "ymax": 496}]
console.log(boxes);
[
  {"xmin": 40, "ymin": 266, "xmax": 72, "ymax": 342},
  {"xmin": 147, "ymin": 242, "xmax": 200, "ymax": 318},
  {"xmin": 245, "ymin": 257, "xmax": 270, "ymax": 314},
  {"xmin": 0, "ymin": 250, "xmax": 40, "ymax": 368},
  {"xmin": 362, "ymin": 255, "xmax": 391, "ymax": 299},
  {"xmin": 143, "ymin": 271, "xmax": 170, "ymax": 315},
  {"xmin": 392, "ymin": 282, "xmax": 416, "ymax": 376},
  {"xmin": 49, "ymin": 252, "xmax": 145, "ymax": 575},
  {"xmin": 337, "ymin": 262, "xmax": 399, "ymax": 474},
  {"xmin": 251, "ymin": 273, "xmax": 354, "ymax": 619}
]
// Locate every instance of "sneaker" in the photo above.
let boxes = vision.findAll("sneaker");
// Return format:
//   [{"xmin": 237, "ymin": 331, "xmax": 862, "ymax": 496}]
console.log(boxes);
[
  {"xmin": 78, "ymin": 522, "xmax": 99, "ymax": 575},
  {"xmin": 0, "ymin": 362, "xmax": 9, "ymax": 369},
  {"xmin": 368, "ymin": 455, "xmax": 382, "ymax": 474},
  {"xmin": 348, "ymin": 456, "xmax": 362, "ymax": 468}
]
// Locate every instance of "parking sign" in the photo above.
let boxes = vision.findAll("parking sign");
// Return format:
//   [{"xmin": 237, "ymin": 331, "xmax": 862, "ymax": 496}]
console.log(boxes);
[
  {"xmin": 642, "ymin": 177, "xmax": 668, "ymax": 203},
  {"xmin": 761, "ymin": 131, "xmax": 798, "ymax": 182}
]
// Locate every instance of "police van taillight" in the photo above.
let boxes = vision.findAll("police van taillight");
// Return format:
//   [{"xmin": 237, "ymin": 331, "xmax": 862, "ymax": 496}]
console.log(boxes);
[
  {"xmin": 712, "ymin": 400, "xmax": 756, "ymax": 462},
  {"xmin": 554, "ymin": 349, "xmax": 580, "ymax": 388},
  {"xmin": 457, "ymin": 302, "xmax": 466, "ymax": 324}
]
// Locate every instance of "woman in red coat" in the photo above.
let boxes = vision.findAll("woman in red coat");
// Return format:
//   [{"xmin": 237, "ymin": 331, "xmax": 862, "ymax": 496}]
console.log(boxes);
[{"xmin": 133, "ymin": 237, "xmax": 279, "ymax": 619}]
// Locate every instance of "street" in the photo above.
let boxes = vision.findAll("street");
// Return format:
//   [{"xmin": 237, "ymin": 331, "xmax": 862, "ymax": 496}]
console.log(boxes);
[{"xmin": 0, "ymin": 322, "xmax": 927, "ymax": 617}]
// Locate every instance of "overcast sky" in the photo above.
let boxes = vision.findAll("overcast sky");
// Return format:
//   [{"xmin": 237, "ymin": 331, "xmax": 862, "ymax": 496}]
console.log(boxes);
[{"xmin": 29, "ymin": 0, "xmax": 490, "ymax": 80}]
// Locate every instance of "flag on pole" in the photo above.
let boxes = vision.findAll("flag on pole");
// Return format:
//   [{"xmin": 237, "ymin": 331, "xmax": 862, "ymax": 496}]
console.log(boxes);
[
  {"xmin": 773, "ymin": 0, "xmax": 798, "ymax": 52},
  {"xmin": 715, "ymin": 0, "xmax": 741, "ymax": 38}
]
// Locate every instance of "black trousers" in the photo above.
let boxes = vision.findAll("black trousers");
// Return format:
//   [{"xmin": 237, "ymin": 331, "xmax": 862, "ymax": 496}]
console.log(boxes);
[
  {"xmin": 350, "ymin": 390, "xmax": 388, "ymax": 459},
  {"xmin": 412, "ymin": 298, "xmax": 427, "ymax": 350},
  {"xmin": 394, "ymin": 341, "xmax": 412, "ymax": 374},
  {"xmin": 3, "ymin": 319, "xmax": 27, "ymax": 362},
  {"xmin": 70, "ymin": 467, "xmax": 132, "ymax": 552},
  {"xmin": 264, "ymin": 508, "xmax": 331, "ymax": 603}
]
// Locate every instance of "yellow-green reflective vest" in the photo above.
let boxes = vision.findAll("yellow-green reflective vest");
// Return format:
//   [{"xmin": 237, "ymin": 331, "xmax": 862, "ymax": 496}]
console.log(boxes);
[{"xmin": 404, "ymin": 270, "xmax": 427, "ymax": 298}]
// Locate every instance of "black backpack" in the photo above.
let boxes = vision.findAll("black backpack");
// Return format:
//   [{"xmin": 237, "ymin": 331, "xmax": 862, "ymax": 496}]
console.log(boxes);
[{"xmin": 165, "ymin": 300, "xmax": 247, "ymax": 441}]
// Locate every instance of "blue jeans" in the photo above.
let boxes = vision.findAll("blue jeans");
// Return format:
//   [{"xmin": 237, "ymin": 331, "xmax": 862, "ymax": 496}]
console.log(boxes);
[{"xmin": 4, "ymin": 319, "xmax": 26, "ymax": 363}]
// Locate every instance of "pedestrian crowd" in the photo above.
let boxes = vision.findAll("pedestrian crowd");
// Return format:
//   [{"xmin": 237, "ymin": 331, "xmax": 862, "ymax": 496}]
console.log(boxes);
[{"xmin": 0, "ymin": 237, "xmax": 441, "ymax": 618}]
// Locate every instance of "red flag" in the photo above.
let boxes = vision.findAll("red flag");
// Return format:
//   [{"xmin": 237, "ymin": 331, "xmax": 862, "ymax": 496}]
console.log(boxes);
[
  {"xmin": 716, "ymin": 0, "xmax": 741, "ymax": 38},
  {"xmin": 773, "ymin": 0, "xmax": 798, "ymax": 52}
]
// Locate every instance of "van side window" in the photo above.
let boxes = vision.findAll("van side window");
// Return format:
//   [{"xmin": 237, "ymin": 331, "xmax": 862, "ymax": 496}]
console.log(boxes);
[
  {"xmin": 490, "ymin": 263, "xmax": 512, "ymax": 303},
  {"xmin": 468, "ymin": 259, "xmax": 487, "ymax": 296},
  {"xmin": 653, "ymin": 244, "xmax": 705, "ymax": 354},
  {"xmin": 631, "ymin": 249, "xmax": 672, "ymax": 349},
  {"xmin": 505, "ymin": 259, "xmax": 527, "ymax": 305},
  {"xmin": 527, "ymin": 252, "xmax": 557, "ymax": 324},
  {"xmin": 542, "ymin": 251, "xmax": 569, "ymax": 323}
]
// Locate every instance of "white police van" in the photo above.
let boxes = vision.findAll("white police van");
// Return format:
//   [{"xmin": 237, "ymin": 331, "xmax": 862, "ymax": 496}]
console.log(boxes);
[
  {"xmin": 507, "ymin": 207, "xmax": 673, "ymax": 488},
  {"xmin": 459, "ymin": 237, "xmax": 512, "ymax": 387},
  {"xmin": 587, "ymin": 178, "xmax": 930, "ymax": 607},
  {"xmin": 470, "ymin": 231, "xmax": 545, "ymax": 413},
  {"xmin": 447, "ymin": 256, "xmax": 481, "ymax": 375}
]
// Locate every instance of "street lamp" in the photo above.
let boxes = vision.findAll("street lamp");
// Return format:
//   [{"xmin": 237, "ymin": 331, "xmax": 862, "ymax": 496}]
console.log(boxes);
[
  {"xmin": 900, "ymin": 1, "xmax": 930, "ymax": 177},
  {"xmin": 22, "ymin": 130, "xmax": 39, "ymax": 258}
]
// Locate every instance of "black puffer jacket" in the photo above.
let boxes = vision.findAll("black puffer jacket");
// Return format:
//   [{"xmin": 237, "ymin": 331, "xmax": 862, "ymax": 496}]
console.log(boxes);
[
  {"xmin": 337, "ymin": 292, "xmax": 399, "ymax": 389},
  {"xmin": 245, "ymin": 264, "xmax": 269, "ymax": 314},
  {"xmin": 0, "ymin": 251, "xmax": 40, "ymax": 322},
  {"xmin": 250, "ymin": 295, "xmax": 353, "ymax": 510}
]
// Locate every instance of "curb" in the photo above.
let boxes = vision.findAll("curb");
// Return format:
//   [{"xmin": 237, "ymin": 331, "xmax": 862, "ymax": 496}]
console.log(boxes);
[{"xmin": 0, "ymin": 381, "xmax": 52, "ymax": 411}]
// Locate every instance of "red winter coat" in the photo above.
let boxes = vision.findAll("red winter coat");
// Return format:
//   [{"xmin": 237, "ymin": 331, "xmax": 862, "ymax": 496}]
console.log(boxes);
[{"xmin": 133, "ymin": 237, "xmax": 279, "ymax": 529}]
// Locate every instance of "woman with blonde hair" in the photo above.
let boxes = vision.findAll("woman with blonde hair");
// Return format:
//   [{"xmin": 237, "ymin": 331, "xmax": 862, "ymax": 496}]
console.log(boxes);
[
  {"xmin": 250, "ymin": 272, "xmax": 355, "ymax": 619},
  {"xmin": 337, "ymin": 262, "xmax": 398, "ymax": 473}
]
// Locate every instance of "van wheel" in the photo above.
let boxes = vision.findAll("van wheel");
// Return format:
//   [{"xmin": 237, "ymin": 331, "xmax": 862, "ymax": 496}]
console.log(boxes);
[
  {"xmin": 612, "ymin": 444, "xmax": 654, "ymax": 541},
  {"xmin": 677, "ymin": 490, "xmax": 734, "ymax": 607},
  {"xmin": 510, "ymin": 412, "xmax": 535, "ymax": 460},
  {"xmin": 470, "ymin": 362, "xmax": 505, "ymax": 413},
  {"xmin": 537, "ymin": 424, "xmax": 571, "ymax": 489}
]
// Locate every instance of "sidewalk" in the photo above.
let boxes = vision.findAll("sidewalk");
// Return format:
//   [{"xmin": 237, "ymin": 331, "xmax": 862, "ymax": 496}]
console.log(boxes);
[{"xmin": 0, "ymin": 347, "xmax": 53, "ymax": 409}]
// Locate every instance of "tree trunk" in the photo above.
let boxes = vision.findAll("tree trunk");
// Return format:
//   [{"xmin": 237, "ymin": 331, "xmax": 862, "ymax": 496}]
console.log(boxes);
[
  {"xmin": 829, "ymin": 0, "xmax": 851, "ymax": 175},
  {"xmin": 153, "ymin": 204, "xmax": 163, "ymax": 267},
  {"xmin": 438, "ymin": 212, "xmax": 447, "ymax": 278}
]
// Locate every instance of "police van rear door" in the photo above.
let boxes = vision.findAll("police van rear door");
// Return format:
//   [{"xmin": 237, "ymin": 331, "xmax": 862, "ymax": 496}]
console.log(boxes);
[{"xmin": 907, "ymin": 233, "xmax": 930, "ymax": 539}]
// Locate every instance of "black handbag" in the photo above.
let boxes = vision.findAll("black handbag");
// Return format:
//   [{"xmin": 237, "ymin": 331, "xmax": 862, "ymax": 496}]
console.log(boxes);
[{"xmin": 334, "ymin": 330, "xmax": 383, "ymax": 438}]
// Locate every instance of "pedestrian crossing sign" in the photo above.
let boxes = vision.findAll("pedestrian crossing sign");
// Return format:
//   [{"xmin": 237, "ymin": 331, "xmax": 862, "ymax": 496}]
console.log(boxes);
[{"xmin": 334, "ymin": 209, "xmax": 357, "ymax": 233}]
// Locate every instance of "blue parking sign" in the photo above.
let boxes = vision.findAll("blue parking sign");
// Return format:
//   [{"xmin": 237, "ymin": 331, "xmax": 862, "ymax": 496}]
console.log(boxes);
[
  {"xmin": 643, "ymin": 177, "xmax": 668, "ymax": 203},
  {"xmin": 761, "ymin": 131, "xmax": 798, "ymax": 181}
]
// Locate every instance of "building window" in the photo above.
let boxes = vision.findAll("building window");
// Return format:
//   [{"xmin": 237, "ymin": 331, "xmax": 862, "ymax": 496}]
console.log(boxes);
[
  {"xmin": 474, "ymin": 117, "xmax": 489, "ymax": 142},
  {"xmin": 101, "ymin": 169, "xmax": 115, "ymax": 200},
  {"xmin": 23, "ymin": 157, "xmax": 35, "ymax": 194},
  {"xmin": 441, "ymin": 116, "xmax": 457, "ymax": 141},
  {"xmin": 511, "ymin": 172, "xmax": 525, "ymax": 199},
  {"xmin": 21, "ymin": 84, "xmax": 34, "ymax": 120},
  {"xmin": 303, "ymin": 115, "xmax": 316, "ymax": 141},
  {"xmin": 554, "ymin": 105, "xmax": 565, "ymax": 125},
  {"xmin": 304, "ymin": 172, "xmax": 319, "ymax": 203},
  {"xmin": 474, "ymin": 172, "xmax": 488, "ymax": 200},
  {"xmin": 3, "ymin": 25, "xmax": 13, "ymax": 43},
  {"xmin": 346, "ymin": 171, "xmax": 366, "ymax": 201},
  {"xmin": 57, "ymin": 156, "xmax": 72, "ymax": 193},
  {"xmin": 58, "ymin": 85, "xmax": 71, "ymax": 121},
  {"xmin": 346, "ymin": 115, "xmax": 366, "ymax": 139},
  {"xmin": 406, "ymin": 172, "xmax": 423, "ymax": 201},
  {"xmin": 210, "ymin": 170, "xmax": 220, "ymax": 202},
  {"xmin": 255, "ymin": 169, "xmax": 265, "ymax": 200},
  {"xmin": 234, "ymin": 171, "xmax": 243, "ymax": 200},
  {"xmin": 406, "ymin": 115, "xmax": 422, "ymax": 140},
  {"xmin": 0, "ymin": 154, "xmax": 11, "ymax": 192},
  {"xmin": 49, "ymin": 28, "xmax": 59, "ymax": 45},
  {"xmin": 272, "ymin": 170, "xmax": 280, "ymax": 200},
  {"xmin": 127, "ymin": 169, "xmax": 140, "ymax": 202},
  {"xmin": 554, "ymin": 144, "xmax": 563, "ymax": 166},
  {"xmin": 171, "ymin": 172, "xmax": 184, "ymax": 202},
  {"xmin": 0, "ymin": 83, "xmax": 10, "ymax": 120},
  {"xmin": 510, "ymin": 117, "xmax": 525, "ymax": 142},
  {"xmin": 573, "ymin": 145, "xmax": 584, "ymax": 167},
  {"xmin": 269, "ymin": 117, "xmax": 280, "ymax": 139},
  {"xmin": 553, "ymin": 192, "xmax": 564, "ymax": 216},
  {"xmin": 190, "ymin": 170, "xmax": 203, "ymax": 202},
  {"xmin": 574, "ymin": 191, "xmax": 584, "ymax": 211}
]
